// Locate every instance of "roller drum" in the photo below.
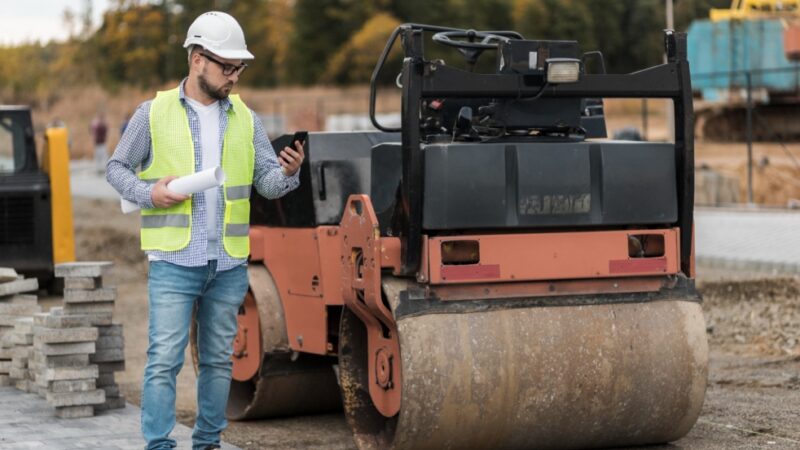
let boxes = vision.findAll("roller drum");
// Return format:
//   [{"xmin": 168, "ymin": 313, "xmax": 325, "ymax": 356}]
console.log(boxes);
[
  {"xmin": 192, "ymin": 265, "xmax": 342, "ymax": 420},
  {"xmin": 341, "ymin": 298, "xmax": 708, "ymax": 450}
]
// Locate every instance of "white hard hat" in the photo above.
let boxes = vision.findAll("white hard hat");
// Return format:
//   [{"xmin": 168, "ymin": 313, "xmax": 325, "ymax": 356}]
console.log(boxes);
[{"xmin": 183, "ymin": 11, "xmax": 254, "ymax": 60}]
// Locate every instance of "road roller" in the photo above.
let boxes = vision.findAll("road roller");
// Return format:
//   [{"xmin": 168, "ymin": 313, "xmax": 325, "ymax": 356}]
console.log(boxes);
[{"xmin": 199, "ymin": 24, "xmax": 709, "ymax": 449}]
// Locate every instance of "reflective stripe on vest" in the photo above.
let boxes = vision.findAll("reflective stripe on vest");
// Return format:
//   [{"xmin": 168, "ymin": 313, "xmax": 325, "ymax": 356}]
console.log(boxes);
[
  {"xmin": 225, "ymin": 223, "xmax": 250, "ymax": 236},
  {"xmin": 141, "ymin": 214, "xmax": 191, "ymax": 228},
  {"xmin": 226, "ymin": 185, "xmax": 251, "ymax": 200},
  {"xmin": 139, "ymin": 86, "xmax": 255, "ymax": 257}
]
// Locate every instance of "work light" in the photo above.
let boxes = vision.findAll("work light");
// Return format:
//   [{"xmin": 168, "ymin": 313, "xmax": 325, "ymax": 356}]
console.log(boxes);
[{"xmin": 546, "ymin": 58, "xmax": 581, "ymax": 83}]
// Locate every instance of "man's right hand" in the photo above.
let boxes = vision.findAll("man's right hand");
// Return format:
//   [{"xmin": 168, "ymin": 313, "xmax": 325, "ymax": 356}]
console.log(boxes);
[{"xmin": 151, "ymin": 176, "xmax": 190, "ymax": 208}]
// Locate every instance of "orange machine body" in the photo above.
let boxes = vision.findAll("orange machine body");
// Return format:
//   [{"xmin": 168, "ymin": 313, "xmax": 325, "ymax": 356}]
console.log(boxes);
[{"xmin": 244, "ymin": 201, "xmax": 688, "ymax": 361}]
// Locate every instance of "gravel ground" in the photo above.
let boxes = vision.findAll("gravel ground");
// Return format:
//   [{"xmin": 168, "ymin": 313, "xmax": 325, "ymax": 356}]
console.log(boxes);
[{"xmin": 71, "ymin": 197, "xmax": 800, "ymax": 449}]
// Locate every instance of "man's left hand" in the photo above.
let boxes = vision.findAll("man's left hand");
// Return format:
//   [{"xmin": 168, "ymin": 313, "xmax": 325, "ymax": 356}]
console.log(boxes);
[{"xmin": 280, "ymin": 140, "xmax": 305, "ymax": 176}]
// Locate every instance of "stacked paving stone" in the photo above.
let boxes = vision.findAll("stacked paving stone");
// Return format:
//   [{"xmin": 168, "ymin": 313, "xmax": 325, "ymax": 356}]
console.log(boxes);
[
  {"xmin": 56, "ymin": 261, "xmax": 126, "ymax": 412},
  {"xmin": 0, "ymin": 268, "xmax": 41, "ymax": 387},
  {"xmin": 93, "ymin": 323, "xmax": 126, "ymax": 410},
  {"xmin": 32, "ymin": 308, "xmax": 105, "ymax": 418},
  {"xmin": 9, "ymin": 317, "xmax": 36, "ymax": 392}
]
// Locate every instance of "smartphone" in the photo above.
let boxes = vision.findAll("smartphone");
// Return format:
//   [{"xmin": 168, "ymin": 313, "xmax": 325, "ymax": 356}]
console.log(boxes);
[{"xmin": 291, "ymin": 131, "xmax": 308, "ymax": 150}]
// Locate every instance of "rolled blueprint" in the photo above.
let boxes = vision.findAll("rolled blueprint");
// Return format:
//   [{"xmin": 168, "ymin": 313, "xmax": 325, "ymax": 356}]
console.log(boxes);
[{"xmin": 120, "ymin": 166, "xmax": 226, "ymax": 213}]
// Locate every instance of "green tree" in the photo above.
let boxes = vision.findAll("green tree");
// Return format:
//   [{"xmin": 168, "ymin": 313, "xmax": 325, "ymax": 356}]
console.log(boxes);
[
  {"xmin": 288, "ymin": 0, "xmax": 378, "ymax": 84},
  {"xmin": 229, "ymin": 0, "xmax": 294, "ymax": 87},
  {"xmin": 322, "ymin": 12, "xmax": 403, "ymax": 84},
  {"xmin": 92, "ymin": 4, "xmax": 169, "ymax": 88}
]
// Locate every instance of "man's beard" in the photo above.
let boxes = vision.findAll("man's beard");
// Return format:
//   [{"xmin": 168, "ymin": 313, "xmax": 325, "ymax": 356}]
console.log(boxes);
[{"xmin": 198, "ymin": 72, "xmax": 232, "ymax": 101}]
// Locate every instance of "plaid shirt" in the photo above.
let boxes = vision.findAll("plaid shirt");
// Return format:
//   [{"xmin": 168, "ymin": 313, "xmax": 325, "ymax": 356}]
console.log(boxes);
[{"xmin": 106, "ymin": 80, "xmax": 299, "ymax": 271}]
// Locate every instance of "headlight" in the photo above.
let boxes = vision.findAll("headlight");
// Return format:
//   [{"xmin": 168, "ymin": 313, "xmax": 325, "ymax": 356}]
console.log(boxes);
[{"xmin": 546, "ymin": 58, "xmax": 581, "ymax": 83}]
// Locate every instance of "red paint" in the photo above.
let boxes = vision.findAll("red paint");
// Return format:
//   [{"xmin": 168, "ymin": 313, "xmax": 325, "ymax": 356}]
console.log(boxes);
[
  {"xmin": 609, "ymin": 258, "xmax": 667, "ymax": 274},
  {"xmin": 441, "ymin": 264, "xmax": 501, "ymax": 281}
]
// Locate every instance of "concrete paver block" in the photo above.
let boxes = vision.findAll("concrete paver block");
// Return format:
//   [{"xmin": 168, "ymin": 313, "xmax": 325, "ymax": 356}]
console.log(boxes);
[
  {"xmin": 62, "ymin": 302, "xmax": 114, "ymax": 315},
  {"xmin": 96, "ymin": 336, "xmax": 124, "ymax": 349},
  {"xmin": 90, "ymin": 348, "xmax": 124, "ymax": 363},
  {"xmin": 98, "ymin": 324, "xmax": 123, "ymax": 337},
  {"xmin": 34, "ymin": 327, "xmax": 98, "ymax": 344},
  {"xmin": 0, "ymin": 303, "xmax": 41, "ymax": 316},
  {"xmin": 96, "ymin": 372, "xmax": 115, "ymax": 387},
  {"xmin": 46, "ymin": 388, "xmax": 105, "ymax": 407},
  {"xmin": 63, "ymin": 288, "xmax": 117, "ymax": 303},
  {"xmin": 0, "ymin": 317, "xmax": 19, "ymax": 327},
  {"xmin": 14, "ymin": 379, "xmax": 33, "ymax": 392},
  {"xmin": 38, "ymin": 365, "xmax": 98, "ymax": 383},
  {"xmin": 0, "ymin": 333, "xmax": 14, "ymax": 349},
  {"xmin": 11, "ymin": 356, "xmax": 28, "ymax": 369},
  {"xmin": 100, "ymin": 385, "xmax": 119, "ymax": 398},
  {"xmin": 94, "ymin": 395, "xmax": 126, "ymax": 411},
  {"xmin": 97, "ymin": 361, "xmax": 125, "ymax": 373},
  {"xmin": 11, "ymin": 346, "xmax": 31, "ymax": 359},
  {"xmin": 64, "ymin": 276, "xmax": 114, "ymax": 290},
  {"xmin": 54, "ymin": 404, "xmax": 94, "ymax": 418},
  {"xmin": 49, "ymin": 378, "xmax": 96, "ymax": 393},
  {"xmin": 80, "ymin": 313, "xmax": 113, "ymax": 326},
  {"xmin": 0, "ymin": 268, "xmax": 18, "ymax": 283},
  {"xmin": 33, "ymin": 313, "xmax": 91, "ymax": 329},
  {"xmin": 32, "ymin": 353, "xmax": 90, "ymax": 368},
  {"xmin": 0, "ymin": 278, "xmax": 38, "ymax": 297},
  {"xmin": 9, "ymin": 367, "xmax": 31, "ymax": 379},
  {"xmin": 8, "ymin": 332, "xmax": 33, "ymax": 346},
  {"xmin": 0, "ymin": 294, "xmax": 37, "ymax": 305},
  {"xmin": 34, "ymin": 341, "xmax": 95, "ymax": 356},
  {"xmin": 54, "ymin": 262, "xmax": 112, "ymax": 278},
  {"xmin": 13, "ymin": 317, "xmax": 33, "ymax": 333}
]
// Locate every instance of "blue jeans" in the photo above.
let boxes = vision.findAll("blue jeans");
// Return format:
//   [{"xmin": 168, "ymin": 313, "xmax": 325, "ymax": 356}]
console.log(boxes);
[{"xmin": 141, "ymin": 260, "xmax": 248, "ymax": 450}]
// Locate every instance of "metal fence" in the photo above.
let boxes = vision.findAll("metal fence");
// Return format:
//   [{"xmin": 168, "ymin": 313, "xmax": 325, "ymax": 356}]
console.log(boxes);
[{"xmin": 692, "ymin": 65, "xmax": 800, "ymax": 203}]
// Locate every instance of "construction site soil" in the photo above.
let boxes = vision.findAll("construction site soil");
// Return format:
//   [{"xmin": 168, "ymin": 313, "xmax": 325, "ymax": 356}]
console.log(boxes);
[{"xmin": 70, "ymin": 197, "xmax": 800, "ymax": 449}]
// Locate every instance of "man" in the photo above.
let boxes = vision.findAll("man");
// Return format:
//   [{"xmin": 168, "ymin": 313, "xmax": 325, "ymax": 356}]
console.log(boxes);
[
  {"xmin": 90, "ymin": 112, "xmax": 108, "ymax": 173},
  {"xmin": 106, "ymin": 11, "xmax": 304, "ymax": 450}
]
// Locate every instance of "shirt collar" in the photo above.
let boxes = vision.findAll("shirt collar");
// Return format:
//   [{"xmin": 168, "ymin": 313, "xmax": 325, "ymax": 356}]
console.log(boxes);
[{"xmin": 178, "ymin": 78, "xmax": 233, "ymax": 112}]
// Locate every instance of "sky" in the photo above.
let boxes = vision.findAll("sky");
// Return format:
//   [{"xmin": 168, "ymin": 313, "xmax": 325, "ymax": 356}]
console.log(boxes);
[{"xmin": 0, "ymin": 0, "xmax": 112, "ymax": 46}]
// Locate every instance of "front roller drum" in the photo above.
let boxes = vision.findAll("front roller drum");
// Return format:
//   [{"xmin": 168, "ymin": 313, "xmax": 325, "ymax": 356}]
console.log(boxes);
[
  {"xmin": 191, "ymin": 265, "xmax": 341, "ymax": 420},
  {"xmin": 339, "ymin": 298, "xmax": 708, "ymax": 450}
]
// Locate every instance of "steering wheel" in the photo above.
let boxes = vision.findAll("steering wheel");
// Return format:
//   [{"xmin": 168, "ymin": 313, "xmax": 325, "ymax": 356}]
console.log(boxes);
[
  {"xmin": 432, "ymin": 30, "xmax": 522, "ymax": 68},
  {"xmin": 432, "ymin": 30, "xmax": 520, "ymax": 49}
]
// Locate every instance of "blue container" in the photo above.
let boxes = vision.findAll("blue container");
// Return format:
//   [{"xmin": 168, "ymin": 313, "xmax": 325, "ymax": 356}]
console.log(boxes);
[{"xmin": 687, "ymin": 18, "xmax": 800, "ymax": 99}]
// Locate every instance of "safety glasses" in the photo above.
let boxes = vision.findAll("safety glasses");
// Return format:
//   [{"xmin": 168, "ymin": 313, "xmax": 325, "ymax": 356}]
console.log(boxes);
[{"xmin": 201, "ymin": 52, "xmax": 248, "ymax": 76}]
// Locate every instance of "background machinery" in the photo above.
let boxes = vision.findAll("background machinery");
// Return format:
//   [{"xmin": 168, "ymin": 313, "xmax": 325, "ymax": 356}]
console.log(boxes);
[
  {"xmin": 0, "ymin": 106, "xmax": 74, "ymax": 289},
  {"xmin": 194, "ymin": 24, "xmax": 708, "ymax": 449},
  {"xmin": 688, "ymin": 0, "xmax": 800, "ymax": 141}
]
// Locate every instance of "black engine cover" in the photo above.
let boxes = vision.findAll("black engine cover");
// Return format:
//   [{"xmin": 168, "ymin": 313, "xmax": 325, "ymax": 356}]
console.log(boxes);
[{"xmin": 422, "ymin": 141, "xmax": 677, "ymax": 229}]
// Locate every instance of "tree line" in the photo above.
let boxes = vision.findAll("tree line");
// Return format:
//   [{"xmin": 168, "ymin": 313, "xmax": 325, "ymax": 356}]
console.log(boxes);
[{"xmin": 0, "ymin": 0, "xmax": 729, "ymax": 105}]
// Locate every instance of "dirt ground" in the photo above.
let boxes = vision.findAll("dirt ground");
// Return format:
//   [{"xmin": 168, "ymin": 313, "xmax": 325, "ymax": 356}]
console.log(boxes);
[{"xmin": 69, "ymin": 197, "xmax": 800, "ymax": 449}]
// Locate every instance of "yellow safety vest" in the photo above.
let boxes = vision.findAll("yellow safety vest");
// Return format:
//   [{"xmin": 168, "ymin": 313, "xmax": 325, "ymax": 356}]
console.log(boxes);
[{"xmin": 139, "ymin": 87, "xmax": 254, "ymax": 258}]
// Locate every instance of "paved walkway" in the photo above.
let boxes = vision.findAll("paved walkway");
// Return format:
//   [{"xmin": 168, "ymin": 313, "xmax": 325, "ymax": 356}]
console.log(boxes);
[
  {"xmin": 0, "ymin": 387, "xmax": 241, "ymax": 450},
  {"xmin": 695, "ymin": 207, "xmax": 800, "ymax": 273}
]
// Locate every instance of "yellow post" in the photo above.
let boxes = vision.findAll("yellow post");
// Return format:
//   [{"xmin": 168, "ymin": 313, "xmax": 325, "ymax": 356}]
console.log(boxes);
[{"xmin": 43, "ymin": 127, "xmax": 75, "ymax": 264}]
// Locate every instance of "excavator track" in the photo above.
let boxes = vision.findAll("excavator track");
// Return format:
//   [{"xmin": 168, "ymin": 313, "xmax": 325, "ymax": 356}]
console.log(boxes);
[{"xmin": 697, "ymin": 103, "xmax": 800, "ymax": 141}]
